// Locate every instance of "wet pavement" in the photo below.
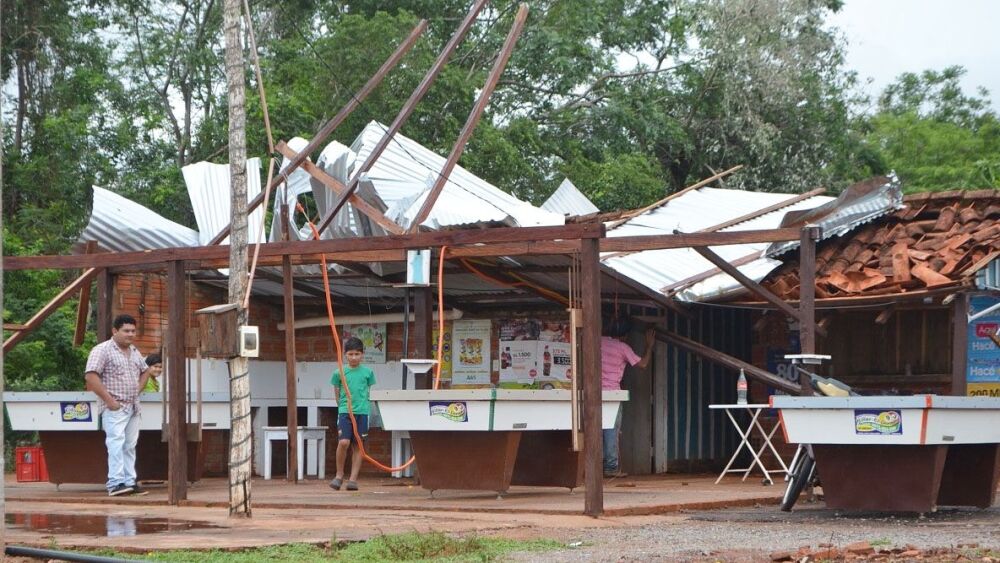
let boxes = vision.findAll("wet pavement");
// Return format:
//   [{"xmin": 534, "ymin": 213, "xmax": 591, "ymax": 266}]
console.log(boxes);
[{"xmin": 6, "ymin": 512, "xmax": 222, "ymax": 537}]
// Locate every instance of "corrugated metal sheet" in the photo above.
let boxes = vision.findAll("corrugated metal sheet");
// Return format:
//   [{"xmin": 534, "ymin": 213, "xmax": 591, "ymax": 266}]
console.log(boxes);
[
  {"xmin": 541, "ymin": 178, "xmax": 599, "ymax": 217},
  {"xmin": 79, "ymin": 186, "xmax": 200, "ymax": 252},
  {"xmin": 602, "ymin": 187, "xmax": 833, "ymax": 302},
  {"xmin": 349, "ymin": 121, "xmax": 565, "ymax": 230},
  {"xmin": 617, "ymin": 303, "xmax": 746, "ymax": 472},
  {"xmin": 975, "ymin": 258, "xmax": 1000, "ymax": 290},
  {"xmin": 181, "ymin": 158, "xmax": 265, "ymax": 246},
  {"xmin": 765, "ymin": 175, "xmax": 904, "ymax": 257}
]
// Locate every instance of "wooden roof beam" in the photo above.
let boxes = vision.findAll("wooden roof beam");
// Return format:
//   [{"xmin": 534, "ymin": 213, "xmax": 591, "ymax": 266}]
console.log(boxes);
[
  {"xmin": 317, "ymin": 0, "xmax": 490, "ymax": 235},
  {"xmin": 408, "ymin": 4, "xmax": 528, "ymax": 233},
  {"xmin": 274, "ymin": 141, "xmax": 405, "ymax": 235},
  {"xmin": 208, "ymin": 19, "xmax": 428, "ymax": 245},
  {"xmin": 690, "ymin": 240, "xmax": 826, "ymax": 337},
  {"xmin": 4, "ymin": 267, "xmax": 100, "ymax": 353}
]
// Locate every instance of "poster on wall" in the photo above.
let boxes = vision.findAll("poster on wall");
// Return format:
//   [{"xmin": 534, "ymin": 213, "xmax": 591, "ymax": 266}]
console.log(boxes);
[
  {"xmin": 499, "ymin": 319, "xmax": 572, "ymax": 388},
  {"xmin": 451, "ymin": 319, "xmax": 492, "ymax": 386},
  {"xmin": 967, "ymin": 295, "xmax": 1000, "ymax": 391},
  {"xmin": 431, "ymin": 322, "xmax": 453, "ymax": 381},
  {"xmin": 342, "ymin": 323, "xmax": 387, "ymax": 364}
]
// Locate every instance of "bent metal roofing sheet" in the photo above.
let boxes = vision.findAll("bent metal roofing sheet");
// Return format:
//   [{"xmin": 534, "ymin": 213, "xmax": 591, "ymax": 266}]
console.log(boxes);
[{"xmin": 602, "ymin": 187, "xmax": 834, "ymax": 302}]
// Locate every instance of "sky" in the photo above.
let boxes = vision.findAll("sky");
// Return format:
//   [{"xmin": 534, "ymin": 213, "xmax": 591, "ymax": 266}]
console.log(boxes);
[{"xmin": 827, "ymin": 0, "xmax": 1000, "ymax": 111}]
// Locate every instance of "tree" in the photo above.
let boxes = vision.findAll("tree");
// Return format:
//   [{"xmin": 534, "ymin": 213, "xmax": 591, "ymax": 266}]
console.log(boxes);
[{"xmin": 863, "ymin": 66, "xmax": 1000, "ymax": 192}]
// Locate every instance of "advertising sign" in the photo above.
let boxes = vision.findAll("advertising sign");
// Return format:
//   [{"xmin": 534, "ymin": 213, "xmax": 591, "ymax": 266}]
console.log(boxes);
[
  {"xmin": 499, "ymin": 319, "xmax": 572, "ymax": 388},
  {"xmin": 854, "ymin": 409, "xmax": 903, "ymax": 435},
  {"xmin": 967, "ymin": 296, "xmax": 1000, "ymax": 384},
  {"xmin": 342, "ymin": 323, "xmax": 387, "ymax": 364},
  {"xmin": 451, "ymin": 319, "xmax": 492, "ymax": 386}
]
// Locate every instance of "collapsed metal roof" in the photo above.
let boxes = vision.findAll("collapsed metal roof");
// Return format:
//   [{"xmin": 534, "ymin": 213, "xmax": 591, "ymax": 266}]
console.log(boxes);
[
  {"xmin": 602, "ymin": 187, "xmax": 835, "ymax": 302},
  {"xmin": 80, "ymin": 186, "xmax": 200, "ymax": 253}
]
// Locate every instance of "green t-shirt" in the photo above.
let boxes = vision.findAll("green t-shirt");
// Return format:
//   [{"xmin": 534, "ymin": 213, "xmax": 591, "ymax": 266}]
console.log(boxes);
[{"xmin": 331, "ymin": 365, "xmax": 377, "ymax": 415}]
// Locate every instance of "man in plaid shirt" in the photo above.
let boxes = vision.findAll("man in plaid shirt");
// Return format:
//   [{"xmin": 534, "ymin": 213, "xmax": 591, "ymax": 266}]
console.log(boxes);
[{"xmin": 85, "ymin": 314, "xmax": 161, "ymax": 496}]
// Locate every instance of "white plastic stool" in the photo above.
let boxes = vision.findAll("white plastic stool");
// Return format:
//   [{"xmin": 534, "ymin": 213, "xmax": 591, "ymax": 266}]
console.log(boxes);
[{"xmin": 262, "ymin": 426, "xmax": 327, "ymax": 480}]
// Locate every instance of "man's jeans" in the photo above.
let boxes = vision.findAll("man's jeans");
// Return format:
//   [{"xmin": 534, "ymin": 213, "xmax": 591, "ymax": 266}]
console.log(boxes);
[
  {"xmin": 102, "ymin": 405, "xmax": 140, "ymax": 491},
  {"xmin": 602, "ymin": 409, "xmax": 623, "ymax": 474}
]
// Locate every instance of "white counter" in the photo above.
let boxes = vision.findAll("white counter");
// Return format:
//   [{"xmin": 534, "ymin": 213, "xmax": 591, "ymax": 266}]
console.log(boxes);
[
  {"xmin": 371, "ymin": 389, "xmax": 628, "ymax": 431},
  {"xmin": 771, "ymin": 395, "xmax": 1000, "ymax": 445}
]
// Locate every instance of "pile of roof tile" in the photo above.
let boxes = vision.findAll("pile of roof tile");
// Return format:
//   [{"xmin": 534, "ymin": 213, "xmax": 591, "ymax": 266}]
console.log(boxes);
[{"xmin": 763, "ymin": 190, "xmax": 1000, "ymax": 299}]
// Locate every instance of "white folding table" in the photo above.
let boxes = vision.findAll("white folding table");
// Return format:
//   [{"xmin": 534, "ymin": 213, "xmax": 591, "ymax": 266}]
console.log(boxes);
[
  {"xmin": 261, "ymin": 425, "xmax": 328, "ymax": 480},
  {"xmin": 709, "ymin": 403, "xmax": 789, "ymax": 485}
]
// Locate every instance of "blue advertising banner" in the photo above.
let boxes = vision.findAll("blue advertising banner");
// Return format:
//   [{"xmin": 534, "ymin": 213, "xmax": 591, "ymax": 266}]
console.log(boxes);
[{"xmin": 967, "ymin": 295, "xmax": 1000, "ymax": 383}]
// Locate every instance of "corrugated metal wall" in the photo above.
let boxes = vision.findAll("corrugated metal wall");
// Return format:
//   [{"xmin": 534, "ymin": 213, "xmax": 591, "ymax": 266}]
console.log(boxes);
[{"xmin": 620, "ymin": 303, "xmax": 749, "ymax": 474}]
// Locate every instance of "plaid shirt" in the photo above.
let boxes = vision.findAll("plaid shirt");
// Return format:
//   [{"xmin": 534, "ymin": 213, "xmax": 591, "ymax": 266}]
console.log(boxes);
[{"xmin": 85, "ymin": 339, "xmax": 146, "ymax": 411}]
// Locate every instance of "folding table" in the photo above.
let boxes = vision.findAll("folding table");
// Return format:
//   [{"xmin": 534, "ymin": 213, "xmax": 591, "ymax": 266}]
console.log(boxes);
[{"xmin": 709, "ymin": 403, "xmax": 789, "ymax": 485}]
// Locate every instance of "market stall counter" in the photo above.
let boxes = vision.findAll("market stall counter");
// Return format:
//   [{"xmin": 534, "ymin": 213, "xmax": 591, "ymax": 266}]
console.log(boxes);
[
  {"xmin": 4, "ymin": 391, "xmax": 231, "ymax": 485},
  {"xmin": 372, "ymin": 388, "xmax": 628, "ymax": 494},
  {"xmin": 772, "ymin": 394, "xmax": 1000, "ymax": 512}
]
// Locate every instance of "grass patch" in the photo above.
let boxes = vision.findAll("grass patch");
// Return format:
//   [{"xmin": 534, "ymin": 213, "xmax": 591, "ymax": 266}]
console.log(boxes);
[
  {"xmin": 89, "ymin": 532, "xmax": 559, "ymax": 562},
  {"xmin": 868, "ymin": 537, "xmax": 892, "ymax": 547}
]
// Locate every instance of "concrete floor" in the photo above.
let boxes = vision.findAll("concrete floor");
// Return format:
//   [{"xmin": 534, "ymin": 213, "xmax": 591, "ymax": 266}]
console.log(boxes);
[{"xmin": 4, "ymin": 474, "xmax": 784, "ymax": 551}]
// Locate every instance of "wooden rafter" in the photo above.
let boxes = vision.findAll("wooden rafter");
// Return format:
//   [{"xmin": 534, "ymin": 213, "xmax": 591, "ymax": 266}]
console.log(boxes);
[
  {"xmin": 4, "ymin": 267, "xmax": 100, "ymax": 353},
  {"xmin": 317, "ymin": 0, "xmax": 490, "ymax": 235},
  {"xmin": 408, "ymin": 4, "xmax": 528, "ymax": 232},
  {"xmin": 274, "ymin": 141, "xmax": 404, "ymax": 235},
  {"xmin": 606, "ymin": 165, "xmax": 744, "ymax": 230},
  {"xmin": 208, "ymin": 19, "xmax": 428, "ymax": 245}
]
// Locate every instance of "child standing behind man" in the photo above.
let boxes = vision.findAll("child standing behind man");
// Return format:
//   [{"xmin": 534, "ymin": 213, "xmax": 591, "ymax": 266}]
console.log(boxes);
[{"xmin": 329, "ymin": 337, "xmax": 376, "ymax": 491}]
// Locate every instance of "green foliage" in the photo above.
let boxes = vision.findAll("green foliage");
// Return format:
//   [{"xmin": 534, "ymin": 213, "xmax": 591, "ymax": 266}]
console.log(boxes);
[
  {"xmin": 92, "ymin": 534, "xmax": 559, "ymax": 562},
  {"xmin": 863, "ymin": 66, "xmax": 1000, "ymax": 192}
]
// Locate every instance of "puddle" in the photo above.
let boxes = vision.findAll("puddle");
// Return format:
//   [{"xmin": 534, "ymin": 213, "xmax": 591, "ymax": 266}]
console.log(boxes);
[{"xmin": 6, "ymin": 513, "xmax": 223, "ymax": 537}]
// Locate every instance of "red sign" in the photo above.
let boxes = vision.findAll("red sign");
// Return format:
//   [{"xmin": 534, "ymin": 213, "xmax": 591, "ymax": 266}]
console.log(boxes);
[{"xmin": 976, "ymin": 323, "xmax": 999, "ymax": 338}]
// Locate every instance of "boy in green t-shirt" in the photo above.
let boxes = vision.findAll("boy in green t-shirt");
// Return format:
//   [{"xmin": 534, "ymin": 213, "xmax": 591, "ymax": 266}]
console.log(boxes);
[{"xmin": 329, "ymin": 337, "xmax": 376, "ymax": 491}]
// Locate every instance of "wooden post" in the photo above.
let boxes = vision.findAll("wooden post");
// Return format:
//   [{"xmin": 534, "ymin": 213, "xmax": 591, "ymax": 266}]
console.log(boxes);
[
  {"xmin": 282, "ymin": 204, "xmax": 298, "ymax": 482},
  {"xmin": 799, "ymin": 225, "xmax": 819, "ymax": 394},
  {"xmin": 413, "ymin": 287, "xmax": 435, "ymax": 389},
  {"xmin": 580, "ymin": 238, "xmax": 603, "ymax": 516},
  {"xmin": 167, "ymin": 260, "xmax": 188, "ymax": 504},
  {"xmin": 96, "ymin": 269, "xmax": 113, "ymax": 342},
  {"xmin": 951, "ymin": 292, "xmax": 968, "ymax": 396},
  {"xmin": 74, "ymin": 241, "xmax": 99, "ymax": 346}
]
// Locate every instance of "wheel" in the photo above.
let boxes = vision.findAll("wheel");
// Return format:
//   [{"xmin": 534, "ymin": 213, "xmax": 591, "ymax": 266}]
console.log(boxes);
[{"xmin": 780, "ymin": 453, "xmax": 815, "ymax": 512}]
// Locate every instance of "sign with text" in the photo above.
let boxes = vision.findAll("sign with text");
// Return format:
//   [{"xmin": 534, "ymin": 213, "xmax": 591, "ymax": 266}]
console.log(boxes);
[{"xmin": 967, "ymin": 296, "xmax": 1000, "ymax": 383}]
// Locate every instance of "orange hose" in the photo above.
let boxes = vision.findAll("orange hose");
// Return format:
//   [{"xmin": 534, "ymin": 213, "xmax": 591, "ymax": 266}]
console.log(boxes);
[{"xmin": 296, "ymin": 204, "xmax": 453, "ymax": 473}]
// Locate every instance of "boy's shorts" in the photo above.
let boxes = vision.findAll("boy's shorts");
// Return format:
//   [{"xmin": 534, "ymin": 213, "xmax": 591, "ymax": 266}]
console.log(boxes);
[{"xmin": 337, "ymin": 413, "xmax": 368, "ymax": 444}]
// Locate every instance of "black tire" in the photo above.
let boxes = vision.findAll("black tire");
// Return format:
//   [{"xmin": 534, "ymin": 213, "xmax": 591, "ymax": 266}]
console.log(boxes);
[{"xmin": 780, "ymin": 454, "xmax": 815, "ymax": 512}]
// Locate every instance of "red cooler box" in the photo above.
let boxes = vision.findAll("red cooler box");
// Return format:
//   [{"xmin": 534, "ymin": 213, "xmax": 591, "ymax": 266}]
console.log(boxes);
[{"xmin": 15, "ymin": 446, "xmax": 47, "ymax": 482}]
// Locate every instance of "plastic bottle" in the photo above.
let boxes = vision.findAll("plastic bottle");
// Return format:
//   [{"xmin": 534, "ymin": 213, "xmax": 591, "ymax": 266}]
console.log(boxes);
[
  {"xmin": 542, "ymin": 346, "xmax": 551, "ymax": 376},
  {"xmin": 737, "ymin": 369, "xmax": 748, "ymax": 405}
]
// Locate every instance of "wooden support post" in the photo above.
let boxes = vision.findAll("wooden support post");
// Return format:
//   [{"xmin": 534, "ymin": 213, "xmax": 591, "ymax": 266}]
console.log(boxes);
[
  {"xmin": 951, "ymin": 292, "xmax": 968, "ymax": 396},
  {"xmin": 96, "ymin": 270, "xmax": 113, "ymax": 342},
  {"xmin": 580, "ymin": 238, "xmax": 603, "ymax": 516},
  {"xmin": 413, "ymin": 287, "xmax": 435, "ymax": 389},
  {"xmin": 167, "ymin": 260, "xmax": 188, "ymax": 504},
  {"xmin": 799, "ymin": 225, "xmax": 820, "ymax": 395},
  {"xmin": 281, "ymin": 205, "xmax": 299, "ymax": 482}
]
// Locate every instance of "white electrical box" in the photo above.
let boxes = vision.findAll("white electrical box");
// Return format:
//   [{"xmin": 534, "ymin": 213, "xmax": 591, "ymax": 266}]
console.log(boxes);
[
  {"xmin": 406, "ymin": 249, "xmax": 431, "ymax": 286},
  {"xmin": 238, "ymin": 325, "xmax": 260, "ymax": 358}
]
